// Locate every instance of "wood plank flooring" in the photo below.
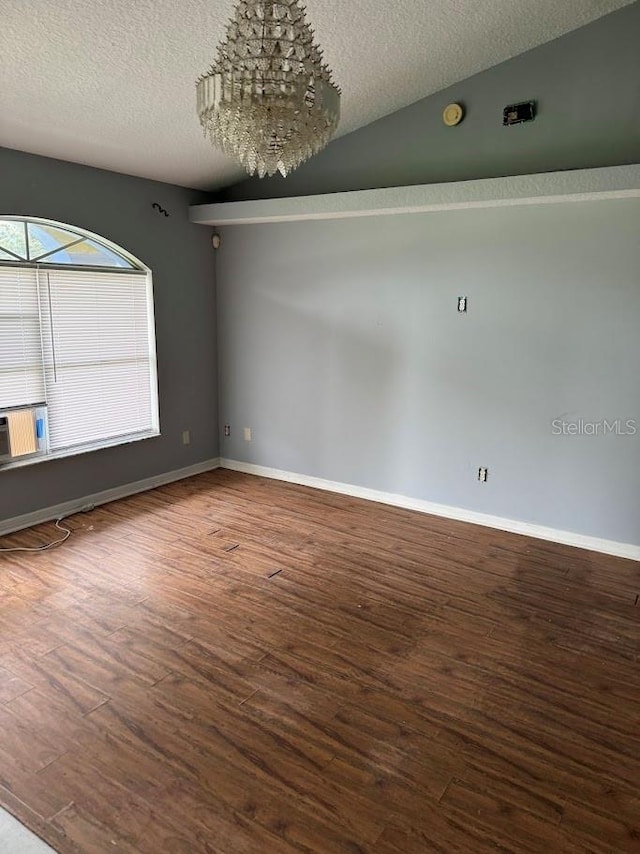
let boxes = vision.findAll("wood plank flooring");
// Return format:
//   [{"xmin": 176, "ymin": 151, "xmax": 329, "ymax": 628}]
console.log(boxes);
[{"xmin": 0, "ymin": 468, "xmax": 639, "ymax": 853}]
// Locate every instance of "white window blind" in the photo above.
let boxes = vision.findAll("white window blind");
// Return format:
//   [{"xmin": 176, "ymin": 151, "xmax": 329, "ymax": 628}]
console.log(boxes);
[
  {"xmin": 39, "ymin": 268, "xmax": 158, "ymax": 451},
  {"xmin": 0, "ymin": 266, "xmax": 45, "ymax": 409}
]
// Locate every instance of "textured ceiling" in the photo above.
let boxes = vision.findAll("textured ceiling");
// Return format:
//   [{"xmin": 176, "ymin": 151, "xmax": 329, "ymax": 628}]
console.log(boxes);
[{"xmin": 0, "ymin": 0, "xmax": 633, "ymax": 190}]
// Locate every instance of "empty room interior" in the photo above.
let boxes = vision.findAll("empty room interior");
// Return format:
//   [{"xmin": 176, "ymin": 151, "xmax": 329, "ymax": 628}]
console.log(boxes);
[{"xmin": 1, "ymin": 0, "xmax": 639, "ymax": 851}]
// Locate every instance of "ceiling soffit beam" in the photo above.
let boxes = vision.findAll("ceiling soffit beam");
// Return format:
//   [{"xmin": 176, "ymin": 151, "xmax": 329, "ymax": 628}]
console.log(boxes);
[{"xmin": 189, "ymin": 165, "xmax": 640, "ymax": 226}]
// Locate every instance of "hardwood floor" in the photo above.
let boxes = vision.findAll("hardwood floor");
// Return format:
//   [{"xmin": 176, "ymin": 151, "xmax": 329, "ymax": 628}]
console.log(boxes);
[{"xmin": 0, "ymin": 468, "xmax": 638, "ymax": 853}]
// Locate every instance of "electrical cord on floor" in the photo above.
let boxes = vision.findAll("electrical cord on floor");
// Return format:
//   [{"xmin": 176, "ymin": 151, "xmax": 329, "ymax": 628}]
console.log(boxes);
[{"xmin": 0, "ymin": 517, "xmax": 72, "ymax": 553}]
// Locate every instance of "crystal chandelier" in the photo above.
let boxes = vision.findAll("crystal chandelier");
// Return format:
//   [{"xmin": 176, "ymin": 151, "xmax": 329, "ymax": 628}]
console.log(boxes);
[{"xmin": 196, "ymin": 0, "xmax": 340, "ymax": 178}]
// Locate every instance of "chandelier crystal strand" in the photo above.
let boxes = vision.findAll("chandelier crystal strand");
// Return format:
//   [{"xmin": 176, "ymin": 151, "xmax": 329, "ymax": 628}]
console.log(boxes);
[{"xmin": 197, "ymin": 0, "xmax": 340, "ymax": 178}]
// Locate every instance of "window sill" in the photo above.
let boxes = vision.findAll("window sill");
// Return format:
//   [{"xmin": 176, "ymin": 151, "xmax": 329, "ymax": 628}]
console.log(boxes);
[{"xmin": 0, "ymin": 429, "xmax": 161, "ymax": 472}]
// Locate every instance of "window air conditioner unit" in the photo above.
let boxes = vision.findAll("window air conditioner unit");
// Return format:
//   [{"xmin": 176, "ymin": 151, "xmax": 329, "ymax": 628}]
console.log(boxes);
[{"xmin": 0, "ymin": 405, "xmax": 48, "ymax": 464}]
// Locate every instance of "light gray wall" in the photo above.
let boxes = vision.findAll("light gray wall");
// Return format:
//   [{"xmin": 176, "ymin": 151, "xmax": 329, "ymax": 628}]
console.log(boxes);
[
  {"xmin": 223, "ymin": 2, "xmax": 640, "ymax": 201},
  {"xmin": 216, "ymin": 197, "xmax": 640, "ymax": 545},
  {"xmin": 0, "ymin": 146, "xmax": 217, "ymax": 521}
]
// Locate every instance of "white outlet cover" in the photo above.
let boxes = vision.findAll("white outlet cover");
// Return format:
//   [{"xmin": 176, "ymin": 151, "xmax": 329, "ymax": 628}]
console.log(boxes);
[{"xmin": 243, "ymin": 427, "xmax": 252, "ymax": 441}]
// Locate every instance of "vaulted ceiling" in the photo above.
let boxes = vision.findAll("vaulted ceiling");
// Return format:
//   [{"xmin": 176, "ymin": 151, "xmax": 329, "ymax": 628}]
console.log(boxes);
[{"xmin": 0, "ymin": 0, "xmax": 632, "ymax": 190}]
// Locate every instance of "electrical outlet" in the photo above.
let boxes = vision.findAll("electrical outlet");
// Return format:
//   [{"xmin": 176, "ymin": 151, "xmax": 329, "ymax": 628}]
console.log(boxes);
[
  {"xmin": 223, "ymin": 425, "xmax": 231, "ymax": 437},
  {"xmin": 478, "ymin": 467, "xmax": 488, "ymax": 483},
  {"xmin": 182, "ymin": 430, "xmax": 190, "ymax": 445},
  {"xmin": 243, "ymin": 427, "xmax": 252, "ymax": 441}
]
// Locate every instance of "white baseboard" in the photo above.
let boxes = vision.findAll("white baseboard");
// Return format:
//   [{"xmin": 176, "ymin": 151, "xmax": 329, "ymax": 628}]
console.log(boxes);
[
  {"xmin": 4, "ymin": 455, "xmax": 638, "ymax": 562},
  {"xmin": 220, "ymin": 458, "xmax": 640, "ymax": 562},
  {"xmin": 0, "ymin": 458, "xmax": 221, "ymax": 538}
]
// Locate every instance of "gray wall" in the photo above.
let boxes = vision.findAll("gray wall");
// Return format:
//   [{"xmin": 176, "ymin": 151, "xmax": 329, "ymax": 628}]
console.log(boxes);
[
  {"xmin": 0, "ymin": 146, "xmax": 218, "ymax": 521},
  {"xmin": 223, "ymin": 1, "xmax": 640, "ymax": 201},
  {"xmin": 216, "ymin": 197, "xmax": 640, "ymax": 545}
]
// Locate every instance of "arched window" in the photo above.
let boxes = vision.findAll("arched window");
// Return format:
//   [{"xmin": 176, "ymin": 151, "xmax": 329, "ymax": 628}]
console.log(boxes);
[{"xmin": 0, "ymin": 217, "xmax": 159, "ymax": 465}]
